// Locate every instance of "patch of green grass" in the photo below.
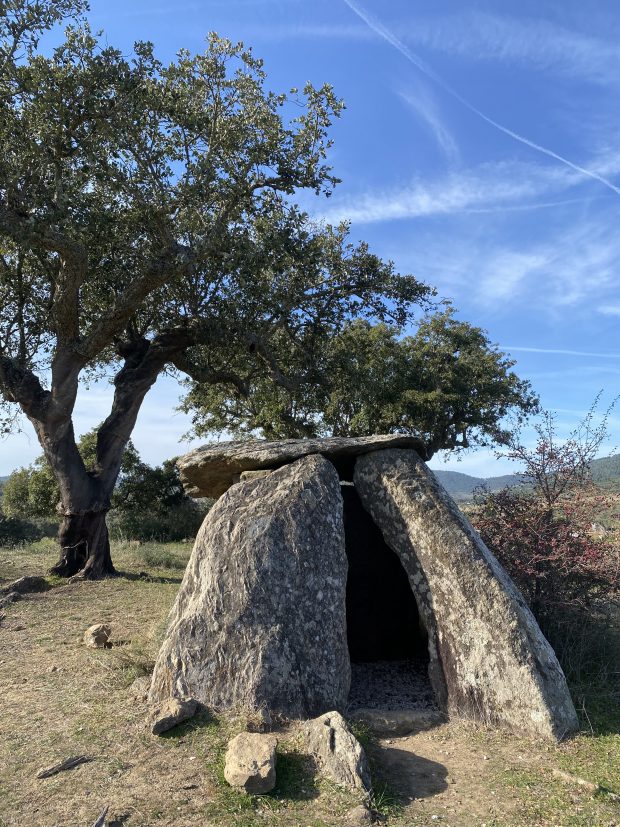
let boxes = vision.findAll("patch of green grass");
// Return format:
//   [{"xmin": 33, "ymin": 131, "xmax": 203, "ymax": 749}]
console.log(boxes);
[{"xmin": 137, "ymin": 542, "xmax": 191, "ymax": 570}]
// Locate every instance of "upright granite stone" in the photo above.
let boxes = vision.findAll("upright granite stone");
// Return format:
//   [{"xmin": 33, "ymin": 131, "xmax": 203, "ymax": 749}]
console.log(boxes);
[
  {"xmin": 177, "ymin": 435, "xmax": 427, "ymax": 498},
  {"xmin": 354, "ymin": 448, "xmax": 579, "ymax": 742},
  {"xmin": 149, "ymin": 454, "xmax": 350, "ymax": 718}
]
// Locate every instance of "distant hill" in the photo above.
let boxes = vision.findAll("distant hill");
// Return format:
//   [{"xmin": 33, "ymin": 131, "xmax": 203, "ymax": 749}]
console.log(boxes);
[
  {"xmin": 432, "ymin": 469, "xmax": 523, "ymax": 501},
  {"xmin": 590, "ymin": 454, "xmax": 620, "ymax": 483},
  {"xmin": 433, "ymin": 452, "xmax": 620, "ymax": 501}
]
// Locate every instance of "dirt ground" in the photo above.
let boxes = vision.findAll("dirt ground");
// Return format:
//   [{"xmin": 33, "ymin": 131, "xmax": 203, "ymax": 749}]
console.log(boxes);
[{"xmin": 0, "ymin": 541, "xmax": 618, "ymax": 827}]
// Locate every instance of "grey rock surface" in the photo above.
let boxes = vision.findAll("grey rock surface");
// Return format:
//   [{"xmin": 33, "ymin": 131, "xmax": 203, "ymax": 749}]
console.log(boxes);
[
  {"xmin": 302, "ymin": 711, "xmax": 372, "ymax": 793},
  {"xmin": 177, "ymin": 435, "xmax": 427, "ymax": 498},
  {"xmin": 149, "ymin": 697, "xmax": 198, "ymax": 735},
  {"xmin": 224, "ymin": 732, "xmax": 278, "ymax": 794},
  {"xmin": 354, "ymin": 448, "xmax": 579, "ymax": 742},
  {"xmin": 149, "ymin": 454, "xmax": 350, "ymax": 718}
]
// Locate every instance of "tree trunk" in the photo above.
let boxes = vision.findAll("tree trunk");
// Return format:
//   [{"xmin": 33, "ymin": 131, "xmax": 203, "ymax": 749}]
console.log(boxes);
[{"xmin": 50, "ymin": 510, "xmax": 116, "ymax": 579}]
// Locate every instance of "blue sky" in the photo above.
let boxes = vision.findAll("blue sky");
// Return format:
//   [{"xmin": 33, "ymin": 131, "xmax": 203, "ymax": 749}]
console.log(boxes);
[{"xmin": 2, "ymin": 0, "xmax": 620, "ymax": 477}]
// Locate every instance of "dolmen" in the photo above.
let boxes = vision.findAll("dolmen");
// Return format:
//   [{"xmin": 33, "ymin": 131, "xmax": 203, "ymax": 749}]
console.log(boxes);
[{"xmin": 149, "ymin": 436, "xmax": 578, "ymax": 741}]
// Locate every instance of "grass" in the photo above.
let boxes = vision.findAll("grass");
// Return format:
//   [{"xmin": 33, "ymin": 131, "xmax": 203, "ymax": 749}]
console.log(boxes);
[{"xmin": 0, "ymin": 538, "xmax": 618, "ymax": 827}]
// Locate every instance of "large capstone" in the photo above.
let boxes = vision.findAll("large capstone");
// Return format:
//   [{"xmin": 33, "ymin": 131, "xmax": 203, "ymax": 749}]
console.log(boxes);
[
  {"xmin": 177, "ymin": 435, "xmax": 427, "ymax": 498},
  {"xmin": 354, "ymin": 448, "xmax": 579, "ymax": 741},
  {"xmin": 149, "ymin": 453, "xmax": 350, "ymax": 718}
]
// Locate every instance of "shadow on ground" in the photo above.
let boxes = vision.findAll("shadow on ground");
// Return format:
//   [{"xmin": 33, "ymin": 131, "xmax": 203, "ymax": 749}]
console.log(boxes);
[{"xmin": 372, "ymin": 744, "xmax": 448, "ymax": 800}]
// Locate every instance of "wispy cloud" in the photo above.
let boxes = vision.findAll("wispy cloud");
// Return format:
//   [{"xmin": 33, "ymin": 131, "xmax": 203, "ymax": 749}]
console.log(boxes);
[
  {"xmin": 341, "ymin": 0, "xmax": 620, "ymax": 197},
  {"xmin": 399, "ymin": 85, "xmax": 459, "ymax": 164},
  {"xmin": 597, "ymin": 305, "xmax": 620, "ymax": 317},
  {"xmin": 314, "ymin": 154, "xmax": 611, "ymax": 225},
  {"xmin": 407, "ymin": 11, "xmax": 620, "ymax": 87}
]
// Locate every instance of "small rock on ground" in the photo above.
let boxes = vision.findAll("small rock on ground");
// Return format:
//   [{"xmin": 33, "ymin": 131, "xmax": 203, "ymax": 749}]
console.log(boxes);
[
  {"xmin": 303, "ymin": 710, "xmax": 372, "ymax": 793},
  {"xmin": 149, "ymin": 697, "xmax": 198, "ymax": 735},
  {"xmin": 129, "ymin": 676, "xmax": 151, "ymax": 702},
  {"xmin": 224, "ymin": 732, "xmax": 278, "ymax": 794},
  {"xmin": 83, "ymin": 623, "xmax": 112, "ymax": 649},
  {"xmin": 346, "ymin": 804, "xmax": 374, "ymax": 824}
]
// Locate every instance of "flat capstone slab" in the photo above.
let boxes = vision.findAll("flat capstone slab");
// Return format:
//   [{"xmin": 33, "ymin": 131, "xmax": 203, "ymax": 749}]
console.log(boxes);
[{"xmin": 177, "ymin": 435, "xmax": 428, "ymax": 498}]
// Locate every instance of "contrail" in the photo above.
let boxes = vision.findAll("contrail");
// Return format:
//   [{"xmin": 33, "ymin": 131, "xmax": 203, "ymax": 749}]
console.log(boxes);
[
  {"xmin": 343, "ymin": 0, "xmax": 620, "ymax": 196},
  {"xmin": 504, "ymin": 346, "xmax": 620, "ymax": 358}
]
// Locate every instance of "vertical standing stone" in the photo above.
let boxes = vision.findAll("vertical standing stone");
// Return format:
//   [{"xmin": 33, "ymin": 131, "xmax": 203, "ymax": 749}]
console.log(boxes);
[
  {"xmin": 149, "ymin": 454, "xmax": 350, "ymax": 718},
  {"xmin": 354, "ymin": 448, "xmax": 578, "ymax": 741}
]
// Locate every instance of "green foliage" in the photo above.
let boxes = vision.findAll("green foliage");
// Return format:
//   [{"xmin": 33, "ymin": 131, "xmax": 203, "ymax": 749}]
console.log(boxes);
[
  {"xmin": 109, "ymin": 458, "xmax": 210, "ymax": 542},
  {"xmin": 185, "ymin": 308, "xmax": 538, "ymax": 458},
  {"xmin": 1, "ymin": 428, "xmax": 140, "ymax": 519}
]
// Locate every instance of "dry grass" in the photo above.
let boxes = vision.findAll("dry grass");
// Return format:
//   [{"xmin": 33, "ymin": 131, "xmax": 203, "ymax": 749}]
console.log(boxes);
[{"xmin": 0, "ymin": 540, "xmax": 618, "ymax": 827}]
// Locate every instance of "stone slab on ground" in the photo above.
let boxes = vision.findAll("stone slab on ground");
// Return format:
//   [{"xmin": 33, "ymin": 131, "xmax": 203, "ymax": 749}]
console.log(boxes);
[
  {"xmin": 177, "ymin": 435, "xmax": 427, "ymax": 498},
  {"xmin": 224, "ymin": 732, "xmax": 278, "ymax": 794},
  {"xmin": 350, "ymin": 708, "xmax": 446, "ymax": 738}
]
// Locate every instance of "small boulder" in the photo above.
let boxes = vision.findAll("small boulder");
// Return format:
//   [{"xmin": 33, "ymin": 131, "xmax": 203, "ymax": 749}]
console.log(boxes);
[
  {"xmin": 83, "ymin": 623, "xmax": 112, "ymax": 649},
  {"xmin": 149, "ymin": 697, "xmax": 198, "ymax": 735},
  {"xmin": 224, "ymin": 732, "xmax": 278, "ymax": 794},
  {"xmin": 0, "ymin": 591, "xmax": 22, "ymax": 609},
  {"xmin": 303, "ymin": 711, "xmax": 371, "ymax": 793},
  {"xmin": 346, "ymin": 804, "xmax": 374, "ymax": 825},
  {"xmin": 129, "ymin": 676, "xmax": 151, "ymax": 702},
  {"xmin": 1, "ymin": 575, "xmax": 48, "ymax": 595}
]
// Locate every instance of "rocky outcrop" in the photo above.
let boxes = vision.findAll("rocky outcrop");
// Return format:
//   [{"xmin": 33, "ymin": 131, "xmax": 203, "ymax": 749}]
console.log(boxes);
[
  {"xmin": 302, "ymin": 711, "xmax": 372, "ymax": 793},
  {"xmin": 149, "ymin": 454, "xmax": 350, "ymax": 718},
  {"xmin": 354, "ymin": 448, "xmax": 579, "ymax": 741},
  {"xmin": 224, "ymin": 732, "xmax": 278, "ymax": 794},
  {"xmin": 177, "ymin": 435, "xmax": 427, "ymax": 498}
]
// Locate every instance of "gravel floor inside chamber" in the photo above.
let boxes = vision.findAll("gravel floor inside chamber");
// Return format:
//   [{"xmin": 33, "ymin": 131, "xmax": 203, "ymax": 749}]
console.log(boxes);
[{"xmin": 346, "ymin": 658, "xmax": 439, "ymax": 712}]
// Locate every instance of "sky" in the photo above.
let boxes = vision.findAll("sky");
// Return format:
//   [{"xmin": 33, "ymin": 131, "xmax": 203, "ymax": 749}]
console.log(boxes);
[{"xmin": 2, "ymin": 0, "xmax": 620, "ymax": 478}]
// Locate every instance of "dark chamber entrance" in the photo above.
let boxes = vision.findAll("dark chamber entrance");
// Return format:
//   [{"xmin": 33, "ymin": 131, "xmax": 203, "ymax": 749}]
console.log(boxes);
[{"xmin": 342, "ymin": 484, "xmax": 436, "ymax": 711}]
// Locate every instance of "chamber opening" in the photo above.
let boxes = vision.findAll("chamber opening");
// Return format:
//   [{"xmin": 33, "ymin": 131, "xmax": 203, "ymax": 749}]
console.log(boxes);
[{"xmin": 342, "ymin": 483, "xmax": 437, "ymax": 711}]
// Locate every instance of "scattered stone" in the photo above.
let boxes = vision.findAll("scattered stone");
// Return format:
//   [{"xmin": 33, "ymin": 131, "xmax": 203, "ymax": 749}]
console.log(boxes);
[
  {"xmin": 48, "ymin": 665, "xmax": 59, "ymax": 673},
  {"xmin": 351, "ymin": 708, "xmax": 445, "ymax": 738},
  {"xmin": 129, "ymin": 675, "xmax": 151, "ymax": 702},
  {"xmin": 83, "ymin": 624, "xmax": 112, "ymax": 649},
  {"xmin": 303, "ymin": 711, "xmax": 372, "ymax": 793},
  {"xmin": 149, "ymin": 697, "xmax": 198, "ymax": 735},
  {"xmin": 346, "ymin": 804, "xmax": 374, "ymax": 824},
  {"xmin": 1, "ymin": 575, "xmax": 48, "ymax": 595},
  {"xmin": 223, "ymin": 732, "xmax": 278, "ymax": 794},
  {"xmin": 354, "ymin": 448, "xmax": 579, "ymax": 742},
  {"xmin": 149, "ymin": 455, "xmax": 350, "ymax": 718},
  {"xmin": 176, "ymin": 435, "xmax": 427, "ymax": 498},
  {"xmin": 0, "ymin": 591, "xmax": 22, "ymax": 609}
]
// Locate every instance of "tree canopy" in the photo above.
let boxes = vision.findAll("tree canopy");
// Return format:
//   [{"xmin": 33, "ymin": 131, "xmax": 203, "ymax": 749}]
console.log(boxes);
[
  {"xmin": 0, "ymin": 0, "xmax": 433, "ymax": 576},
  {"xmin": 183, "ymin": 307, "xmax": 538, "ymax": 458}
]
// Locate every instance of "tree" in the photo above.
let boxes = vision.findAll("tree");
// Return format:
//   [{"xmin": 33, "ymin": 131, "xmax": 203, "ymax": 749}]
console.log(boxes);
[
  {"xmin": 183, "ymin": 308, "xmax": 538, "ymax": 456},
  {"xmin": 2, "ymin": 427, "xmax": 140, "ymax": 520},
  {"xmin": 0, "ymin": 1, "xmax": 433, "ymax": 577},
  {"xmin": 472, "ymin": 403, "xmax": 619, "ymax": 627}
]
